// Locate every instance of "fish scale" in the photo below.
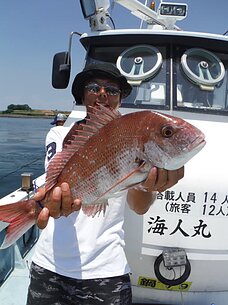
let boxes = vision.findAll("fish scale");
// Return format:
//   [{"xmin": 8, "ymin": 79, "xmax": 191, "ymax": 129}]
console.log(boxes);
[{"xmin": 0, "ymin": 105, "xmax": 206, "ymax": 248}]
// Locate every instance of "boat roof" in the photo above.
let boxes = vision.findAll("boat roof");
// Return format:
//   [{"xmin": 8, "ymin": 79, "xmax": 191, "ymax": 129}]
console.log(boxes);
[{"xmin": 81, "ymin": 28, "xmax": 228, "ymax": 42}]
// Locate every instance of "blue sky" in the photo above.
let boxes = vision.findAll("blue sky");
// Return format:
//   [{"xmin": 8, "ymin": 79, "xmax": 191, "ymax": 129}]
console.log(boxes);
[{"xmin": 0, "ymin": 0, "xmax": 227, "ymax": 111}]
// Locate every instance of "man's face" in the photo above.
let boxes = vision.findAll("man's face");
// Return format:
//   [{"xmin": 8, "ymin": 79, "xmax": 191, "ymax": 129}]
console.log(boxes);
[
  {"xmin": 56, "ymin": 120, "xmax": 65, "ymax": 126},
  {"xmin": 82, "ymin": 77, "xmax": 121, "ymax": 111}
]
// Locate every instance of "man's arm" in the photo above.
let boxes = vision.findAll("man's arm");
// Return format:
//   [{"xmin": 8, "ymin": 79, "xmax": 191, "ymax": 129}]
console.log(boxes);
[{"xmin": 127, "ymin": 167, "xmax": 184, "ymax": 215}]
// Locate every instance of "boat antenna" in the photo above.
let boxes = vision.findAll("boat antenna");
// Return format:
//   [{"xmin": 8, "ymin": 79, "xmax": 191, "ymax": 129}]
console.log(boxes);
[
  {"xmin": 140, "ymin": 0, "xmax": 148, "ymax": 29},
  {"xmin": 106, "ymin": 11, "xmax": 116, "ymax": 29}
]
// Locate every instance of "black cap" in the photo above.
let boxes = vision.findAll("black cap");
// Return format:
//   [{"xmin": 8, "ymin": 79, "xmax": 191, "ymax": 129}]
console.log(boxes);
[{"xmin": 71, "ymin": 62, "xmax": 132, "ymax": 105}]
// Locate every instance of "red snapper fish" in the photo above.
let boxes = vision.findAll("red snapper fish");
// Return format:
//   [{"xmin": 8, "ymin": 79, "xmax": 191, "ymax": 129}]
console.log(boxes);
[{"xmin": 0, "ymin": 105, "xmax": 206, "ymax": 248}]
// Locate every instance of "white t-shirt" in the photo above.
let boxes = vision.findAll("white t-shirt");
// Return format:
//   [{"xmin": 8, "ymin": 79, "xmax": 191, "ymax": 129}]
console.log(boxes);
[
  {"xmin": 44, "ymin": 125, "xmax": 71, "ymax": 170},
  {"xmin": 32, "ymin": 124, "xmax": 130, "ymax": 279}
]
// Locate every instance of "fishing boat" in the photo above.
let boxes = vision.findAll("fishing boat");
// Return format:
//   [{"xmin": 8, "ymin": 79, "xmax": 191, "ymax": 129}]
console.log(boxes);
[{"xmin": 0, "ymin": 1, "xmax": 228, "ymax": 304}]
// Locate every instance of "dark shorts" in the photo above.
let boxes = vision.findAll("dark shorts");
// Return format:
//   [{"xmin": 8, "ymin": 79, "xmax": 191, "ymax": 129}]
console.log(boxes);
[{"xmin": 26, "ymin": 262, "xmax": 132, "ymax": 305}]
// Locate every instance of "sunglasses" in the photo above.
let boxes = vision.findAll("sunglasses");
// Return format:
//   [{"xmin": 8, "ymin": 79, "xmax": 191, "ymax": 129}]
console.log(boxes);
[{"xmin": 85, "ymin": 83, "xmax": 121, "ymax": 96}]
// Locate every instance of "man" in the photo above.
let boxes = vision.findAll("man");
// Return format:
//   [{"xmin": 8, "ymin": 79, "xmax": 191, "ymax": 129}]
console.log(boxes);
[
  {"xmin": 27, "ymin": 62, "xmax": 184, "ymax": 305},
  {"xmin": 45, "ymin": 113, "xmax": 69, "ymax": 170},
  {"xmin": 50, "ymin": 113, "xmax": 68, "ymax": 126}
]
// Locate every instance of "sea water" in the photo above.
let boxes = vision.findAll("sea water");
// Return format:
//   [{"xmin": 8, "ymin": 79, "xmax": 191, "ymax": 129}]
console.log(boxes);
[{"xmin": 0, "ymin": 117, "xmax": 51, "ymax": 198}]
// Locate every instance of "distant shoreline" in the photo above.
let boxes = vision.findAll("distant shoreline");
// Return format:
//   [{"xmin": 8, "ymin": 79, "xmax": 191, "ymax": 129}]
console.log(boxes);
[
  {"xmin": 0, "ymin": 110, "xmax": 70, "ymax": 119},
  {"xmin": 0, "ymin": 114, "xmax": 53, "ymax": 119}
]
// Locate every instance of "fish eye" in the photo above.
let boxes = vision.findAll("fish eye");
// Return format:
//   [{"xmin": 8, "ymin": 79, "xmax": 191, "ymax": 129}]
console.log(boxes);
[{"xmin": 161, "ymin": 125, "xmax": 174, "ymax": 138}]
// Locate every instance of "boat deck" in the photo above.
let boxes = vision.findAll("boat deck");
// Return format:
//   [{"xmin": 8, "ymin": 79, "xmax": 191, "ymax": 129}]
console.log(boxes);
[{"xmin": 0, "ymin": 245, "xmax": 35, "ymax": 305}]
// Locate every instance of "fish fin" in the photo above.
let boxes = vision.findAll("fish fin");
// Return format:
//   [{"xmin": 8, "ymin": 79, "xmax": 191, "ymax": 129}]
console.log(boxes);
[
  {"xmin": 81, "ymin": 104, "xmax": 121, "ymax": 133},
  {"xmin": 87, "ymin": 104, "xmax": 122, "ymax": 122},
  {"xmin": 88, "ymin": 162, "xmax": 149, "ymax": 210},
  {"xmin": 82, "ymin": 202, "xmax": 109, "ymax": 217},
  {"xmin": 45, "ymin": 105, "xmax": 121, "ymax": 191},
  {"xmin": 0, "ymin": 200, "xmax": 37, "ymax": 249},
  {"xmin": 45, "ymin": 150, "xmax": 75, "ymax": 190}
]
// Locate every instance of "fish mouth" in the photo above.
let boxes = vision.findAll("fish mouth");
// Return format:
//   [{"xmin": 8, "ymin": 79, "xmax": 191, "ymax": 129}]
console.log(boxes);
[
  {"xmin": 185, "ymin": 136, "xmax": 206, "ymax": 152},
  {"xmin": 165, "ymin": 137, "xmax": 206, "ymax": 170}
]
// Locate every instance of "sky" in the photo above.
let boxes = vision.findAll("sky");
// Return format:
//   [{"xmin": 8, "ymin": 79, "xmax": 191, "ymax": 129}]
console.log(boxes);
[{"xmin": 0, "ymin": 0, "xmax": 227, "ymax": 111}]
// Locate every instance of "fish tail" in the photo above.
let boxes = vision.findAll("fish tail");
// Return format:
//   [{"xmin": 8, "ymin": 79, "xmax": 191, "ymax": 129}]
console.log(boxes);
[{"xmin": 0, "ymin": 200, "xmax": 38, "ymax": 249}]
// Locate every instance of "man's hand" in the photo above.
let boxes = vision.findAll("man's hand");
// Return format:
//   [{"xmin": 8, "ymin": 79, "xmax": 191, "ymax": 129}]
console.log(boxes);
[
  {"xmin": 127, "ymin": 166, "xmax": 184, "ymax": 214},
  {"xmin": 35, "ymin": 183, "xmax": 81, "ymax": 229},
  {"xmin": 141, "ymin": 166, "xmax": 184, "ymax": 193}
]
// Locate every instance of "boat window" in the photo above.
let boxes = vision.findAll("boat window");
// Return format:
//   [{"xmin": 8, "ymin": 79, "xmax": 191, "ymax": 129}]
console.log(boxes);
[
  {"xmin": 16, "ymin": 225, "xmax": 39, "ymax": 258},
  {"xmin": 87, "ymin": 45, "xmax": 170, "ymax": 110},
  {"xmin": 173, "ymin": 46, "xmax": 228, "ymax": 115},
  {"xmin": 0, "ymin": 246, "xmax": 14, "ymax": 287}
]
